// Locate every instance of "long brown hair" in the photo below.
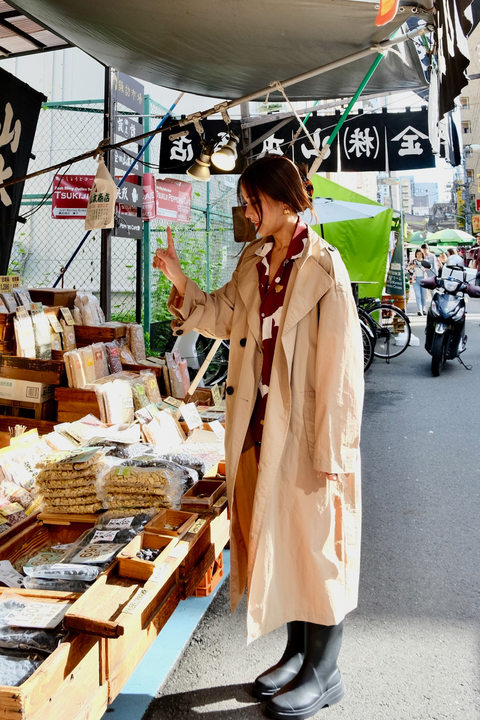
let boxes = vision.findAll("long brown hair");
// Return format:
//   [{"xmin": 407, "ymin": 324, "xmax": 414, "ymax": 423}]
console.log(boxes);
[{"xmin": 237, "ymin": 155, "xmax": 314, "ymax": 241}]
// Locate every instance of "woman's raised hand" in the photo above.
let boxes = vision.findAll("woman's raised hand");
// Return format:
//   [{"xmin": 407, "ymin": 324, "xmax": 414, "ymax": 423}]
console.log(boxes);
[{"xmin": 153, "ymin": 226, "xmax": 187, "ymax": 295}]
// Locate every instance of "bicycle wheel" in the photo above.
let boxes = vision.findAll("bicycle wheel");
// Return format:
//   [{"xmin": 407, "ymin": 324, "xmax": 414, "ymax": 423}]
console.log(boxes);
[
  {"xmin": 360, "ymin": 319, "xmax": 375, "ymax": 372},
  {"xmin": 368, "ymin": 303, "xmax": 411, "ymax": 359},
  {"xmin": 358, "ymin": 307, "xmax": 377, "ymax": 346}
]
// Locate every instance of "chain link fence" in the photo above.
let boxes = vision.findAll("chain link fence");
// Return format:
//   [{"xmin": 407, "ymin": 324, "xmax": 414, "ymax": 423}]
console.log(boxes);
[{"xmin": 10, "ymin": 97, "xmax": 239, "ymax": 329}]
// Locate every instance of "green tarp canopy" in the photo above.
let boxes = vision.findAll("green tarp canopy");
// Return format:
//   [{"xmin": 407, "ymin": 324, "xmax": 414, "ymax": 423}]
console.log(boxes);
[{"xmin": 311, "ymin": 175, "xmax": 393, "ymax": 301}]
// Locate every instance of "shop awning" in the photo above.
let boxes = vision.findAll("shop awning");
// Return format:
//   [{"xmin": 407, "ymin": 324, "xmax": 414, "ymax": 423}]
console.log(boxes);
[
  {"xmin": 6, "ymin": 0, "xmax": 432, "ymax": 100},
  {"xmin": 0, "ymin": 0, "xmax": 70, "ymax": 57}
]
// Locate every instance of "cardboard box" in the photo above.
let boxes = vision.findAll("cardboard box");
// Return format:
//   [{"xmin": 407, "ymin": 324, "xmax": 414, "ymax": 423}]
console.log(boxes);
[{"xmin": 0, "ymin": 378, "xmax": 55, "ymax": 403}]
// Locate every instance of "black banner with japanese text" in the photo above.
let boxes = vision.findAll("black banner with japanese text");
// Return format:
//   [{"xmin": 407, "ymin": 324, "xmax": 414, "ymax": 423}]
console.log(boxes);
[
  {"xmin": 0, "ymin": 67, "xmax": 45, "ymax": 274},
  {"xmin": 159, "ymin": 108, "xmax": 437, "ymax": 175}
]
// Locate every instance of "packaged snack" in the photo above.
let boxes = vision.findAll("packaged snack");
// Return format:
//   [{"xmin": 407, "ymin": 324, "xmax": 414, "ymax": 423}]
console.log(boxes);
[
  {"xmin": 63, "ymin": 352, "xmax": 74, "ymax": 388},
  {"xmin": 140, "ymin": 370, "xmax": 161, "ymax": 404},
  {"xmin": 127, "ymin": 324, "xmax": 146, "ymax": 363},
  {"xmin": 60, "ymin": 319, "xmax": 76, "ymax": 351},
  {"xmin": 14, "ymin": 316, "xmax": 36, "ymax": 358},
  {"xmin": 103, "ymin": 379, "xmax": 134, "ymax": 424},
  {"xmin": 31, "ymin": 306, "xmax": 52, "ymax": 360},
  {"xmin": 0, "ymin": 293, "xmax": 17, "ymax": 312},
  {"xmin": 23, "ymin": 563, "xmax": 101, "ymax": 582},
  {"xmin": 118, "ymin": 338, "xmax": 135, "ymax": 365},
  {"xmin": 0, "ymin": 298, "xmax": 9, "ymax": 314},
  {"xmin": 73, "ymin": 306, "xmax": 83, "ymax": 325},
  {"xmin": 92, "ymin": 342, "xmax": 109, "ymax": 379},
  {"xmin": 79, "ymin": 346, "xmax": 96, "ymax": 384},
  {"xmin": 69, "ymin": 351, "xmax": 86, "ymax": 388},
  {"xmin": 13, "ymin": 287, "xmax": 32, "ymax": 311},
  {"xmin": 105, "ymin": 341, "xmax": 122, "ymax": 374},
  {"xmin": 0, "ymin": 650, "xmax": 44, "ymax": 686},
  {"xmin": 129, "ymin": 377, "xmax": 149, "ymax": 410}
]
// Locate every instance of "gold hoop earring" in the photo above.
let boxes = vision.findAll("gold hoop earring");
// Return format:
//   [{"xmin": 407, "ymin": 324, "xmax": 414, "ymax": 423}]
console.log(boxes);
[{"xmin": 283, "ymin": 206, "xmax": 291, "ymax": 215}]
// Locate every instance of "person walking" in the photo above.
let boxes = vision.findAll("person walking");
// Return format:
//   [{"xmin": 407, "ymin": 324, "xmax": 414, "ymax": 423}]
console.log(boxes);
[
  {"xmin": 472, "ymin": 234, "xmax": 480, "ymax": 269},
  {"xmin": 408, "ymin": 248, "xmax": 427, "ymax": 315},
  {"xmin": 437, "ymin": 252, "xmax": 447, "ymax": 274},
  {"xmin": 153, "ymin": 155, "xmax": 364, "ymax": 720},
  {"xmin": 421, "ymin": 242, "xmax": 437, "ymax": 276}
]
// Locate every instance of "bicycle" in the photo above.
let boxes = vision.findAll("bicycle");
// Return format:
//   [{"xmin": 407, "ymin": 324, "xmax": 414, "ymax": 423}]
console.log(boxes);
[
  {"xmin": 360, "ymin": 318, "xmax": 375, "ymax": 372},
  {"xmin": 358, "ymin": 296, "xmax": 411, "ymax": 360}
]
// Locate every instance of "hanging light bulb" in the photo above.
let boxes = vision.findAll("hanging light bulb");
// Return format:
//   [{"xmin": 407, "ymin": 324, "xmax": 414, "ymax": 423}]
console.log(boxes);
[
  {"xmin": 187, "ymin": 143, "xmax": 213, "ymax": 182},
  {"xmin": 211, "ymin": 133, "xmax": 239, "ymax": 172}
]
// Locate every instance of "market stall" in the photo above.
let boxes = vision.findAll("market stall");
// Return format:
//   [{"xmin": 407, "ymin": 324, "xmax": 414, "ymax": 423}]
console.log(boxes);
[{"xmin": 0, "ymin": 281, "xmax": 228, "ymax": 719}]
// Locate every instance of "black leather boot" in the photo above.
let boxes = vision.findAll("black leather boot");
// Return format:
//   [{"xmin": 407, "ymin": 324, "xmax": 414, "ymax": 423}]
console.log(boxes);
[
  {"xmin": 252, "ymin": 621, "xmax": 306, "ymax": 701},
  {"xmin": 265, "ymin": 621, "xmax": 344, "ymax": 719}
]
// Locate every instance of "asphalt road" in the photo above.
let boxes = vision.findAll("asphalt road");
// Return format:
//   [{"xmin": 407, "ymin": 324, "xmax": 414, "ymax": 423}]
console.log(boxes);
[{"xmin": 145, "ymin": 298, "xmax": 480, "ymax": 720}]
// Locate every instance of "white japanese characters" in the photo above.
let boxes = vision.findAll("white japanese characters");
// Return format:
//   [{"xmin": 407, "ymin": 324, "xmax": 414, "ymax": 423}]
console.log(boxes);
[{"xmin": 0, "ymin": 102, "xmax": 22, "ymax": 207}]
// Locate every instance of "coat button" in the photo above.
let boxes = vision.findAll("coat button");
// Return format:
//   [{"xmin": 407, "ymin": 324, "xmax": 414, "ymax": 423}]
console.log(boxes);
[
  {"xmin": 226, "ymin": 386, "xmax": 234, "ymax": 395},
  {"xmin": 240, "ymin": 338, "xmax": 247, "ymax": 347},
  {"xmin": 176, "ymin": 329, "xmax": 183, "ymax": 335}
]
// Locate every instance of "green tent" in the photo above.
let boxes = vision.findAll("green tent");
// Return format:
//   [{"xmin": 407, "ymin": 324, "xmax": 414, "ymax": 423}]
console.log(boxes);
[{"xmin": 311, "ymin": 175, "xmax": 393, "ymax": 301}]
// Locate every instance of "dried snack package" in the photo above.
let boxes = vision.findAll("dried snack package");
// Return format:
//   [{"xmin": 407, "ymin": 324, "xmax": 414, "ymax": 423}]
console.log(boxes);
[
  {"xmin": 60, "ymin": 319, "xmax": 76, "ymax": 351},
  {"xmin": 0, "ymin": 650, "xmax": 45, "ymax": 686},
  {"xmin": 79, "ymin": 346, "xmax": 96, "ymax": 384},
  {"xmin": 94, "ymin": 385, "xmax": 108, "ymax": 424},
  {"xmin": 84, "ymin": 157, "xmax": 117, "ymax": 230},
  {"xmin": 118, "ymin": 338, "xmax": 135, "ymax": 365},
  {"xmin": 24, "ymin": 563, "xmax": 100, "ymax": 582},
  {"xmin": 129, "ymin": 377, "xmax": 149, "ymax": 410},
  {"xmin": 103, "ymin": 379, "xmax": 134, "ymax": 424},
  {"xmin": 13, "ymin": 287, "xmax": 32, "ymax": 311},
  {"xmin": 14, "ymin": 316, "xmax": 35, "ymax": 358},
  {"xmin": 178, "ymin": 358, "xmax": 190, "ymax": 395},
  {"xmin": 63, "ymin": 352, "xmax": 74, "ymax": 388},
  {"xmin": 31, "ymin": 307, "xmax": 52, "ymax": 360},
  {"xmin": 50, "ymin": 327, "xmax": 62, "ymax": 352},
  {"xmin": 73, "ymin": 306, "xmax": 82, "ymax": 325},
  {"xmin": 105, "ymin": 341, "xmax": 122, "ymax": 374},
  {"xmin": 0, "ymin": 293, "xmax": 17, "ymax": 312},
  {"xmin": 140, "ymin": 370, "xmax": 161, "ymax": 404},
  {"xmin": 79, "ymin": 293, "xmax": 102, "ymax": 326},
  {"xmin": 0, "ymin": 298, "xmax": 8, "ymax": 313},
  {"xmin": 127, "ymin": 323, "xmax": 146, "ymax": 363},
  {"xmin": 92, "ymin": 343, "xmax": 109, "ymax": 379},
  {"xmin": 166, "ymin": 351, "xmax": 186, "ymax": 398},
  {"xmin": 69, "ymin": 350, "xmax": 86, "ymax": 388},
  {"xmin": 23, "ymin": 577, "xmax": 92, "ymax": 593}
]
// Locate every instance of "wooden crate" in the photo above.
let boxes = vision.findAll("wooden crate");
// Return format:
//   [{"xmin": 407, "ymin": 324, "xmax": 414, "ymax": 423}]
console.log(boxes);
[
  {"xmin": 180, "ymin": 479, "xmax": 226, "ymax": 512},
  {"xmin": 29, "ymin": 288, "xmax": 77, "ymax": 309},
  {"xmin": 0, "ymin": 397, "xmax": 56, "ymax": 421},
  {"xmin": 117, "ymin": 532, "xmax": 178, "ymax": 581},
  {"xmin": 0, "ymin": 356, "xmax": 66, "ymax": 385},
  {"xmin": 55, "ymin": 386, "xmax": 99, "ymax": 423},
  {"xmin": 0, "ymin": 607, "xmax": 107, "ymax": 720},
  {"xmin": 144, "ymin": 509, "xmax": 198, "ymax": 537},
  {"xmin": 180, "ymin": 509, "xmax": 230, "ymax": 600},
  {"xmin": 74, "ymin": 324, "xmax": 127, "ymax": 348}
]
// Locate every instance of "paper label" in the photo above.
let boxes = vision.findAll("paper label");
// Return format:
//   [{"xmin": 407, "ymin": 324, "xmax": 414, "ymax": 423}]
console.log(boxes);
[
  {"xmin": 123, "ymin": 588, "xmax": 149, "ymax": 614},
  {"xmin": 5, "ymin": 600, "xmax": 71, "ymax": 629},
  {"xmin": 212, "ymin": 384, "xmax": 222, "ymax": 406},
  {"xmin": 106, "ymin": 516, "xmax": 134, "ymax": 529},
  {"xmin": 208, "ymin": 420, "xmax": 226, "ymax": 443},
  {"xmin": 48, "ymin": 314, "xmax": 63, "ymax": 333},
  {"xmin": 60, "ymin": 307, "xmax": 75, "ymax": 325},
  {"xmin": 91, "ymin": 529, "xmax": 119, "ymax": 542},
  {"xmin": 189, "ymin": 518, "xmax": 207, "ymax": 535},
  {"xmin": 149, "ymin": 562, "xmax": 171, "ymax": 584},
  {"xmin": 0, "ymin": 560, "xmax": 25, "ymax": 588},
  {"xmin": 115, "ymin": 466, "xmax": 131, "ymax": 477},
  {"xmin": 168, "ymin": 545, "xmax": 186, "ymax": 559},
  {"xmin": 15, "ymin": 306, "xmax": 28, "ymax": 320},
  {"xmin": 164, "ymin": 396, "xmax": 183, "ymax": 408},
  {"xmin": 87, "ymin": 356, "xmax": 94, "ymax": 367},
  {"xmin": 181, "ymin": 402, "xmax": 203, "ymax": 431},
  {"xmin": 135, "ymin": 384, "xmax": 145, "ymax": 395},
  {"xmin": 147, "ymin": 403, "xmax": 159, "ymax": 416},
  {"xmin": 71, "ymin": 542, "xmax": 123, "ymax": 564},
  {"xmin": 214, "ymin": 495, "xmax": 227, "ymax": 508},
  {"xmin": 122, "ymin": 396, "xmax": 134, "ymax": 409},
  {"xmin": 30, "ymin": 302, "xmax": 42, "ymax": 312}
]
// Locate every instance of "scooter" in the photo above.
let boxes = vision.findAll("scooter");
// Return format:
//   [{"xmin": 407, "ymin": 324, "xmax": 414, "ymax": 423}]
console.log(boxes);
[{"xmin": 420, "ymin": 258, "xmax": 480, "ymax": 376}]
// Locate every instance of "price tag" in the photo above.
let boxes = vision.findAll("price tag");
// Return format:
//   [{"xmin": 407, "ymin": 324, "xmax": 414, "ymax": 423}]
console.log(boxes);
[
  {"xmin": 189, "ymin": 518, "xmax": 207, "ymax": 535},
  {"xmin": 181, "ymin": 402, "xmax": 203, "ymax": 431},
  {"xmin": 164, "ymin": 396, "xmax": 183, "ymax": 409},
  {"xmin": 168, "ymin": 544, "xmax": 186, "ymax": 559},
  {"xmin": 60, "ymin": 307, "xmax": 75, "ymax": 325},
  {"xmin": 5, "ymin": 601, "xmax": 71, "ymax": 629},
  {"xmin": 0, "ymin": 560, "xmax": 25, "ymax": 588},
  {"xmin": 15, "ymin": 306, "xmax": 28, "ymax": 320},
  {"xmin": 71, "ymin": 542, "xmax": 123, "ymax": 564},
  {"xmin": 91, "ymin": 530, "xmax": 119, "ymax": 543},
  {"xmin": 47, "ymin": 314, "xmax": 63, "ymax": 333},
  {"xmin": 30, "ymin": 302, "xmax": 43, "ymax": 312},
  {"xmin": 106, "ymin": 516, "xmax": 134, "ymax": 529},
  {"xmin": 208, "ymin": 420, "xmax": 225, "ymax": 443},
  {"xmin": 212, "ymin": 384, "xmax": 222, "ymax": 406}
]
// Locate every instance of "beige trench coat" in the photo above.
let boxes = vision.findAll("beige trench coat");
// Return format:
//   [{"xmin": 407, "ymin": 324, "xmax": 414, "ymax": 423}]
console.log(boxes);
[{"xmin": 168, "ymin": 226, "xmax": 364, "ymax": 643}]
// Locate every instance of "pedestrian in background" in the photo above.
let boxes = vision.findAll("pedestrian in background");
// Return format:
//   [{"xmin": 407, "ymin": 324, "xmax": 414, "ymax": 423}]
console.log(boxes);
[
  {"xmin": 408, "ymin": 248, "xmax": 427, "ymax": 315},
  {"xmin": 421, "ymin": 242, "xmax": 437, "ymax": 276},
  {"xmin": 154, "ymin": 155, "xmax": 364, "ymax": 720},
  {"xmin": 438, "ymin": 252, "xmax": 447, "ymax": 274},
  {"xmin": 472, "ymin": 234, "xmax": 480, "ymax": 269},
  {"xmin": 447, "ymin": 247, "xmax": 458, "ymax": 257}
]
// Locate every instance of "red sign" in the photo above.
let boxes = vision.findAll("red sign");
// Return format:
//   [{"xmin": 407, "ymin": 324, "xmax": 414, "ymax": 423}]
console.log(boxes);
[
  {"xmin": 51, "ymin": 175, "xmax": 94, "ymax": 219},
  {"xmin": 156, "ymin": 178, "xmax": 192, "ymax": 223},
  {"xmin": 476, "ymin": 198, "xmax": 480, "ymax": 212}
]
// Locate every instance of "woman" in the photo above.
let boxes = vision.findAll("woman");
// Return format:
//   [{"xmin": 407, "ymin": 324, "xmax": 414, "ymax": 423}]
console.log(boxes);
[
  {"xmin": 408, "ymin": 248, "xmax": 427, "ymax": 315},
  {"xmin": 153, "ymin": 156, "xmax": 364, "ymax": 720},
  {"xmin": 438, "ymin": 252, "xmax": 447, "ymax": 274}
]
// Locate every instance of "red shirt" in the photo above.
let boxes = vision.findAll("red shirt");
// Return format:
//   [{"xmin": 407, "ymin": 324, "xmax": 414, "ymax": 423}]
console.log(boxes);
[{"xmin": 250, "ymin": 219, "xmax": 308, "ymax": 444}]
